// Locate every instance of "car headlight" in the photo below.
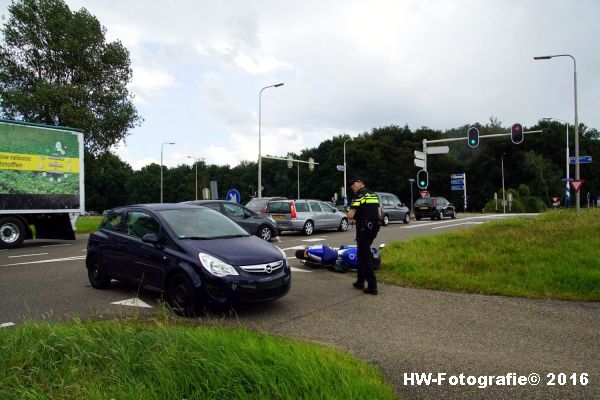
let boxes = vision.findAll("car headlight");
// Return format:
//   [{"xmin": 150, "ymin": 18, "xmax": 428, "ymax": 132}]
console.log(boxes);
[
  {"xmin": 199, "ymin": 253, "xmax": 239, "ymax": 277},
  {"xmin": 276, "ymin": 246, "xmax": 288, "ymax": 265}
]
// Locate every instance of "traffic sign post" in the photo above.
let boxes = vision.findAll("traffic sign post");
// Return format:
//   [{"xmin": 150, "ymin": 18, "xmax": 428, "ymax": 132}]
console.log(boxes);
[
  {"xmin": 226, "ymin": 188, "xmax": 241, "ymax": 204},
  {"xmin": 569, "ymin": 156, "xmax": 592, "ymax": 164}
]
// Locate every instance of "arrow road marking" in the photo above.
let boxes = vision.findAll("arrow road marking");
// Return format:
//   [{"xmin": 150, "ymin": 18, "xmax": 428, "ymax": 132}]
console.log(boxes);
[
  {"xmin": 301, "ymin": 237, "xmax": 327, "ymax": 242},
  {"xmin": 1, "ymin": 322, "xmax": 16, "ymax": 328},
  {"xmin": 280, "ymin": 245, "xmax": 306, "ymax": 251},
  {"xmin": 111, "ymin": 298, "xmax": 152, "ymax": 308},
  {"xmin": 291, "ymin": 267, "xmax": 311, "ymax": 273}
]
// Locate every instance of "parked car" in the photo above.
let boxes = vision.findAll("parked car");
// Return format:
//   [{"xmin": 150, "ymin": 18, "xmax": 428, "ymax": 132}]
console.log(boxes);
[
  {"xmin": 245, "ymin": 196, "xmax": 287, "ymax": 213},
  {"xmin": 414, "ymin": 197, "xmax": 457, "ymax": 220},
  {"xmin": 86, "ymin": 204, "xmax": 291, "ymax": 316},
  {"xmin": 183, "ymin": 200, "xmax": 278, "ymax": 241},
  {"xmin": 265, "ymin": 199, "xmax": 349, "ymax": 236},
  {"xmin": 375, "ymin": 192, "xmax": 410, "ymax": 225}
]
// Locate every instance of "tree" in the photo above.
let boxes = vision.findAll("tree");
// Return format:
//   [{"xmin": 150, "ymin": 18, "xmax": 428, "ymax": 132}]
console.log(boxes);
[
  {"xmin": 0, "ymin": 0, "xmax": 141, "ymax": 154},
  {"xmin": 85, "ymin": 152, "xmax": 133, "ymax": 211}
]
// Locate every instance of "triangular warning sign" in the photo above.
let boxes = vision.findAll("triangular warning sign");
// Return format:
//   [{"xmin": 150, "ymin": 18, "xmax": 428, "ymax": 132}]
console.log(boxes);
[
  {"xmin": 111, "ymin": 298, "xmax": 152, "ymax": 308},
  {"xmin": 569, "ymin": 180, "xmax": 585, "ymax": 193}
]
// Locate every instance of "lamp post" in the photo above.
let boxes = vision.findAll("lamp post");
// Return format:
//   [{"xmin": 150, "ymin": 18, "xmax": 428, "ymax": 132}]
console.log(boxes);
[
  {"xmin": 160, "ymin": 142, "xmax": 175, "ymax": 203},
  {"xmin": 343, "ymin": 137, "xmax": 352, "ymax": 205},
  {"xmin": 542, "ymin": 117, "xmax": 570, "ymax": 206},
  {"xmin": 534, "ymin": 54, "xmax": 579, "ymax": 211},
  {"xmin": 408, "ymin": 178, "xmax": 415, "ymax": 216},
  {"xmin": 187, "ymin": 156, "xmax": 204, "ymax": 200},
  {"xmin": 258, "ymin": 82, "xmax": 284, "ymax": 198},
  {"xmin": 501, "ymin": 153, "xmax": 506, "ymax": 214}
]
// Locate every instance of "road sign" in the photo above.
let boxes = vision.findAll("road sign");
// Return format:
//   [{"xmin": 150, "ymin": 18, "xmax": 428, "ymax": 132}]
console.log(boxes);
[
  {"xmin": 414, "ymin": 158, "xmax": 425, "ymax": 168},
  {"xmin": 336, "ymin": 165, "xmax": 345, "ymax": 172},
  {"xmin": 451, "ymin": 185, "xmax": 464, "ymax": 191},
  {"xmin": 561, "ymin": 178, "xmax": 574, "ymax": 182},
  {"xmin": 226, "ymin": 188, "xmax": 241, "ymax": 203},
  {"xmin": 450, "ymin": 179, "xmax": 464, "ymax": 185},
  {"xmin": 551, "ymin": 196, "xmax": 560, "ymax": 203},
  {"xmin": 569, "ymin": 156, "xmax": 592, "ymax": 164},
  {"xmin": 419, "ymin": 190, "xmax": 429, "ymax": 198},
  {"xmin": 569, "ymin": 179, "xmax": 585, "ymax": 193},
  {"xmin": 450, "ymin": 173, "xmax": 464, "ymax": 179},
  {"xmin": 426, "ymin": 146, "xmax": 449, "ymax": 154},
  {"xmin": 414, "ymin": 150, "xmax": 425, "ymax": 159}
]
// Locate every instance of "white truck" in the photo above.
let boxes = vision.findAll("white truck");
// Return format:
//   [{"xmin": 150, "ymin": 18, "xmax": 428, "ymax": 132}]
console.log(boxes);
[{"xmin": 0, "ymin": 119, "xmax": 84, "ymax": 249}]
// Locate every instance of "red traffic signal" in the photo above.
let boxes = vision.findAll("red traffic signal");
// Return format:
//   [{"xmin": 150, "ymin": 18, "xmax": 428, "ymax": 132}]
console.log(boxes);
[
  {"xmin": 467, "ymin": 126, "xmax": 479, "ymax": 148},
  {"xmin": 511, "ymin": 123, "xmax": 524, "ymax": 144}
]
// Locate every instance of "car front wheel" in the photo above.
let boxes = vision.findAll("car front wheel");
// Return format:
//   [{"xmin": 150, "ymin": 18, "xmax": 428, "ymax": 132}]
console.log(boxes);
[
  {"xmin": 438, "ymin": 210, "xmax": 444, "ymax": 220},
  {"xmin": 382, "ymin": 214, "xmax": 389, "ymax": 226},
  {"xmin": 451, "ymin": 210, "xmax": 457, "ymax": 219},
  {"xmin": 403, "ymin": 213, "xmax": 410, "ymax": 224},
  {"xmin": 167, "ymin": 273, "xmax": 198, "ymax": 317},
  {"xmin": 302, "ymin": 220, "xmax": 314, "ymax": 236},
  {"xmin": 338, "ymin": 218, "xmax": 349, "ymax": 232},
  {"xmin": 87, "ymin": 256, "xmax": 111, "ymax": 289},
  {"xmin": 258, "ymin": 225, "xmax": 274, "ymax": 241}
]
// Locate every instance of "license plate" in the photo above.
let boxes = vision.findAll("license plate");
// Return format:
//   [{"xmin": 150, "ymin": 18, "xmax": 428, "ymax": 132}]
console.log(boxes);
[
  {"xmin": 419, "ymin": 206, "xmax": 428, "ymax": 210},
  {"xmin": 273, "ymin": 215, "xmax": 284, "ymax": 220}
]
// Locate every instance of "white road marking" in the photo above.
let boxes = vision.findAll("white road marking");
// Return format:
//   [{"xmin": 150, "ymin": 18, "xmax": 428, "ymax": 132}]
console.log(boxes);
[
  {"xmin": 41, "ymin": 243, "xmax": 72, "ymax": 248},
  {"xmin": 111, "ymin": 298, "xmax": 152, "ymax": 308},
  {"xmin": 291, "ymin": 266, "xmax": 311, "ymax": 273},
  {"xmin": 401, "ymin": 214, "xmax": 539, "ymax": 229},
  {"xmin": 1, "ymin": 322, "xmax": 16, "ymax": 328},
  {"xmin": 280, "ymin": 245, "xmax": 306, "ymax": 251},
  {"xmin": 432, "ymin": 222, "xmax": 484, "ymax": 230},
  {"xmin": 82, "ymin": 249, "xmax": 87, "ymax": 252},
  {"xmin": 301, "ymin": 237, "xmax": 327, "ymax": 242},
  {"xmin": 8, "ymin": 252, "xmax": 49, "ymax": 258},
  {"xmin": 1, "ymin": 255, "xmax": 86, "ymax": 267}
]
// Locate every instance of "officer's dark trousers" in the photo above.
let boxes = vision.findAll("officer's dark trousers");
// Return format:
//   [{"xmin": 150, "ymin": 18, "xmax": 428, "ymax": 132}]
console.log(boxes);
[{"xmin": 356, "ymin": 225, "xmax": 379, "ymax": 290}]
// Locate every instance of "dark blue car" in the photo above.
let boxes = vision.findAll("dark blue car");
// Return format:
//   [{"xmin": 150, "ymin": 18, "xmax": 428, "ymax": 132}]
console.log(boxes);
[{"xmin": 86, "ymin": 204, "xmax": 291, "ymax": 316}]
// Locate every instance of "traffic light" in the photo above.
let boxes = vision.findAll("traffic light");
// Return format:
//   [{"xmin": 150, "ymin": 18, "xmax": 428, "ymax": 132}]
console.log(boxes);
[
  {"xmin": 416, "ymin": 169, "xmax": 428, "ymax": 189},
  {"xmin": 511, "ymin": 123, "xmax": 524, "ymax": 144},
  {"xmin": 467, "ymin": 126, "xmax": 479, "ymax": 148}
]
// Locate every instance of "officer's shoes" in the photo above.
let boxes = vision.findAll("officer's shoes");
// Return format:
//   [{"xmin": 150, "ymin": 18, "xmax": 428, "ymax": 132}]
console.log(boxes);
[
  {"xmin": 352, "ymin": 282, "xmax": 365, "ymax": 290},
  {"xmin": 363, "ymin": 288, "xmax": 378, "ymax": 295}
]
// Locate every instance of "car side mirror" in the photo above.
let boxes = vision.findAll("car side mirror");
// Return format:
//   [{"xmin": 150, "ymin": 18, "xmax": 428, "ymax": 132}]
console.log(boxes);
[{"xmin": 142, "ymin": 233, "xmax": 159, "ymax": 245}]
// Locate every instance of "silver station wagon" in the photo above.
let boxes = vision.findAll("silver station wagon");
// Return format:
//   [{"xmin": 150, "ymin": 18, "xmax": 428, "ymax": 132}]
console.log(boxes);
[{"xmin": 265, "ymin": 199, "xmax": 349, "ymax": 236}]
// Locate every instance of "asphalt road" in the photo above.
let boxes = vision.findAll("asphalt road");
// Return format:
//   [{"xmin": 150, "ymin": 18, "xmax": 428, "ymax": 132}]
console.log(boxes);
[{"xmin": 1, "ymin": 213, "xmax": 598, "ymax": 399}]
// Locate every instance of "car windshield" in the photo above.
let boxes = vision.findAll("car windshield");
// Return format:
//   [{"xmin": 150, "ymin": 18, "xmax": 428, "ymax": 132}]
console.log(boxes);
[
  {"xmin": 159, "ymin": 208, "xmax": 249, "ymax": 239},
  {"xmin": 415, "ymin": 198, "xmax": 433, "ymax": 206},
  {"xmin": 245, "ymin": 198, "xmax": 269, "ymax": 212}
]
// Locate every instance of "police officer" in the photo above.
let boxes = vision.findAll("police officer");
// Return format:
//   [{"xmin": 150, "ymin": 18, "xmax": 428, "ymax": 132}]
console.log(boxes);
[{"xmin": 347, "ymin": 177, "xmax": 381, "ymax": 295}]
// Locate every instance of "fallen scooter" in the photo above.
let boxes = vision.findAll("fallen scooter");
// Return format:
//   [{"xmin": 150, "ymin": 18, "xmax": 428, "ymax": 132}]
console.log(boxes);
[{"xmin": 295, "ymin": 244, "xmax": 384, "ymax": 272}]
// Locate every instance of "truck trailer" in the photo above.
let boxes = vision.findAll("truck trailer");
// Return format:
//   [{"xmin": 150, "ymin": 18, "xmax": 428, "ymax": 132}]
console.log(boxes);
[{"xmin": 0, "ymin": 119, "xmax": 84, "ymax": 249}]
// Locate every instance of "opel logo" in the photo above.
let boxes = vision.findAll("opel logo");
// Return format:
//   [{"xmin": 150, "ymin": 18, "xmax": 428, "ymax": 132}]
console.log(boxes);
[{"xmin": 265, "ymin": 265, "xmax": 273, "ymax": 273}]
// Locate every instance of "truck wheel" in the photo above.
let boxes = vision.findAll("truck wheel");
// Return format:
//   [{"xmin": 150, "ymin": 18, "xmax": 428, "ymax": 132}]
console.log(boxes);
[{"xmin": 0, "ymin": 217, "xmax": 26, "ymax": 249}]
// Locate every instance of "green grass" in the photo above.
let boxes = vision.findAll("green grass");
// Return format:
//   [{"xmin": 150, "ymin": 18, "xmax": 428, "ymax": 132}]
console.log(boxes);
[
  {"xmin": 0, "ymin": 319, "xmax": 397, "ymax": 400},
  {"xmin": 75, "ymin": 216, "xmax": 103, "ymax": 233},
  {"xmin": 380, "ymin": 209, "xmax": 600, "ymax": 301}
]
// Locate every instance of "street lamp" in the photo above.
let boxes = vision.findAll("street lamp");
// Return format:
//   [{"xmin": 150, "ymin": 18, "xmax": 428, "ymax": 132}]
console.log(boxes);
[
  {"xmin": 542, "ymin": 117, "xmax": 570, "ymax": 206},
  {"xmin": 187, "ymin": 156, "xmax": 204, "ymax": 201},
  {"xmin": 258, "ymin": 82, "xmax": 284, "ymax": 198},
  {"xmin": 408, "ymin": 178, "xmax": 415, "ymax": 216},
  {"xmin": 501, "ymin": 153, "xmax": 507, "ymax": 214},
  {"xmin": 343, "ymin": 137, "xmax": 352, "ymax": 205},
  {"xmin": 534, "ymin": 54, "xmax": 580, "ymax": 211},
  {"xmin": 160, "ymin": 142, "xmax": 175, "ymax": 203}
]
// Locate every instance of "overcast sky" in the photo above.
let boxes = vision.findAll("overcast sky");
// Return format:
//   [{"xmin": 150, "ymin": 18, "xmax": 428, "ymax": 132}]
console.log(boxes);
[{"xmin": 2, "ymin": 0, "xmax": 599, "ymax": 169}]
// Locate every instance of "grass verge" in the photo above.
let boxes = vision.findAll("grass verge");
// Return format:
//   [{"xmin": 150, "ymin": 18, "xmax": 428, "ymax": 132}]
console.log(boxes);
[
  {"xmin": 75, "ymin": 216, "xmax": 103, "ymax": 233},
  {"xmin": 380, "ymin": 209, "xmax": 600, "ymax": 301},
  {"xmin": 0, "ymin": 319, "xmax": 397, "ymax": 400}
]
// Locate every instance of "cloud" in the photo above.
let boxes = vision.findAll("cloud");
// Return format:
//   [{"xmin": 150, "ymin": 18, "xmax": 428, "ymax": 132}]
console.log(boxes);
[{"xmin": 130, "ymin": 66, "xmax": 176, "ymax": 105}]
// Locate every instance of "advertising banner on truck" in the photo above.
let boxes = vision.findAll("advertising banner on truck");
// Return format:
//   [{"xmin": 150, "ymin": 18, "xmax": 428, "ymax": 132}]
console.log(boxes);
[{"xmin": 0, "ymin": 120, "xmax": 84, "ymax": 211}]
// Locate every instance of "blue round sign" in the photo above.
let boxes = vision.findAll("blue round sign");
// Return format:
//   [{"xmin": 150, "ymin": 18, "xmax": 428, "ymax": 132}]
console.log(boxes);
[{"xmin": 226, "ymin": 188, "xmax": 241, "ymax": 204}]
